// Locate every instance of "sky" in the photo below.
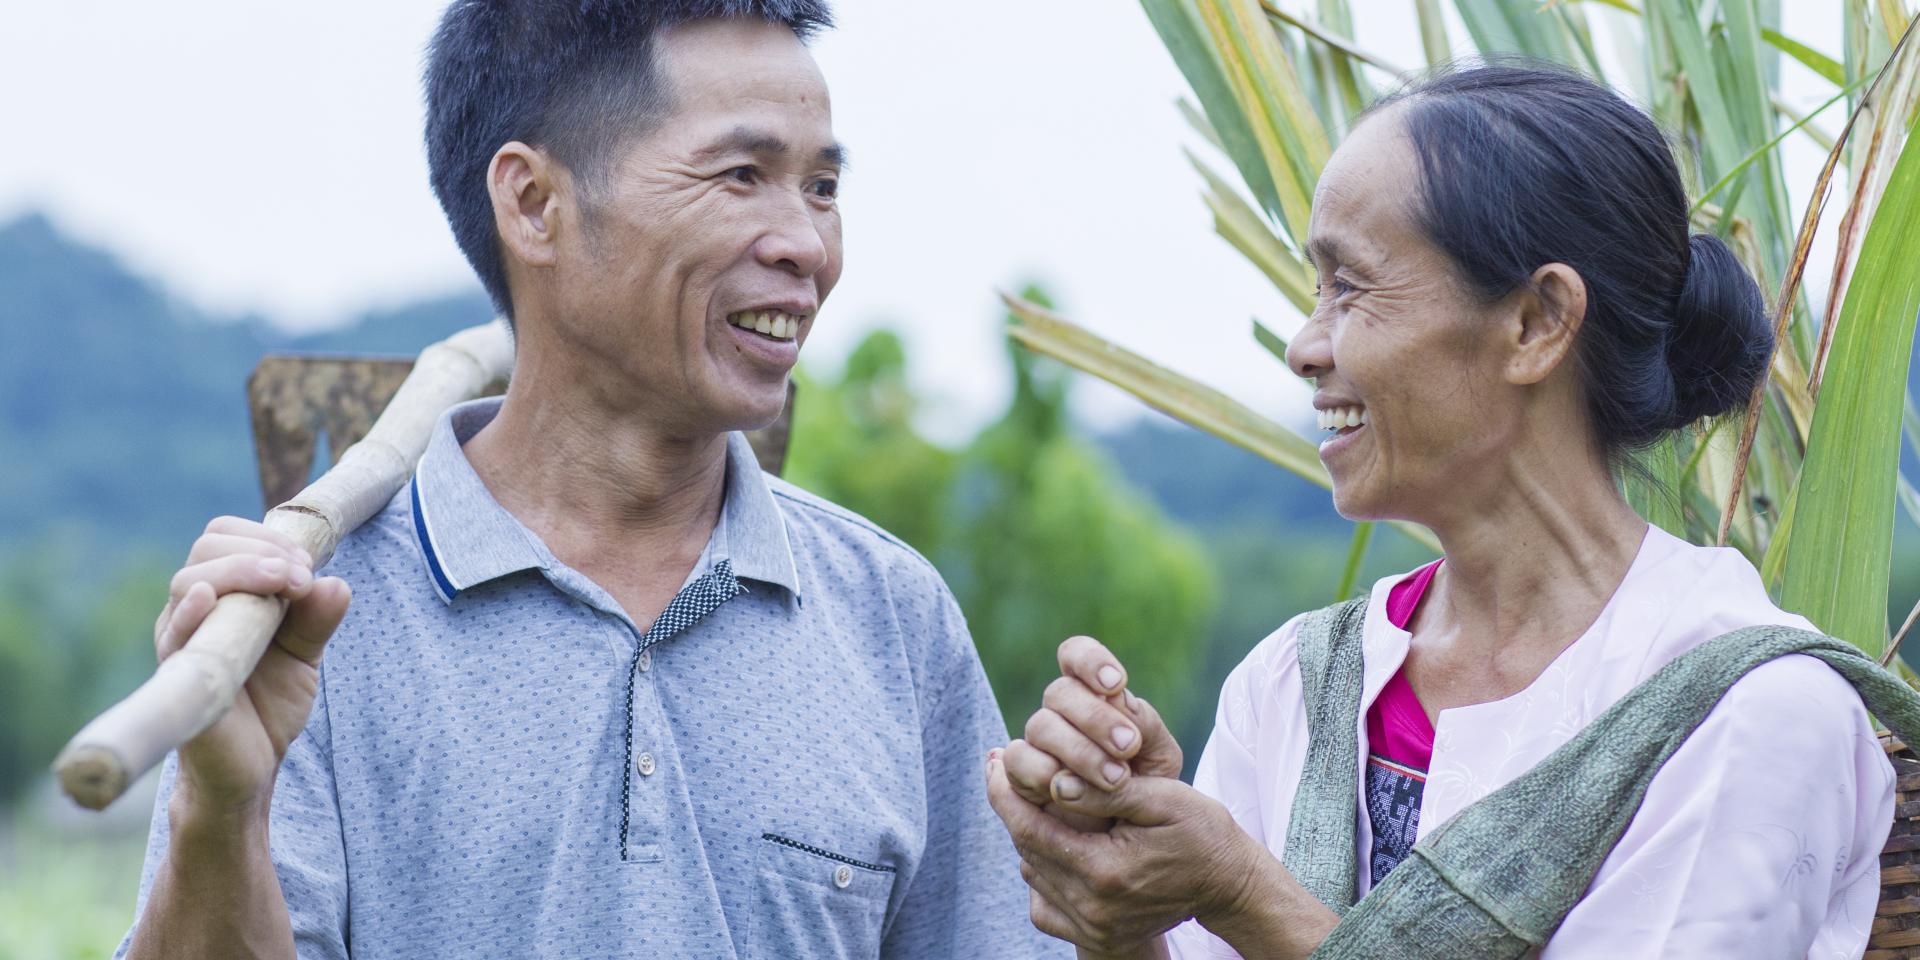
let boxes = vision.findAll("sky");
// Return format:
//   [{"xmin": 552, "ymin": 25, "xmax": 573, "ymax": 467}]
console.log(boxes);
[{"xmin": 0, "ymin": 1, "xmax": 1846, "ymax": 440}]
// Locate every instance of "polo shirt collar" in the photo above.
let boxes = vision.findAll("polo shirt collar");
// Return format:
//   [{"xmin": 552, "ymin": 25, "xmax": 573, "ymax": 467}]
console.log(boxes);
[{"xmin": 410, "ymin": 397, "xmax": 801, "ymax": 604}]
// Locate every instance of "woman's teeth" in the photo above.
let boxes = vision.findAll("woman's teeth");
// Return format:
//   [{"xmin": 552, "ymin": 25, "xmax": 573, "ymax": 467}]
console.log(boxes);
[
  {"xmin": 727, "ymin": 310, "xmax": 805, "ymax": 342},
  {"xmin": 1317, "ymin": 406, "xmax": 1369, "ymax": 432}
]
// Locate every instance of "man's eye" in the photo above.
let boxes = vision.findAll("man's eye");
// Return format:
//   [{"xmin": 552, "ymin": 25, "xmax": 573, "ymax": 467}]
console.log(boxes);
[
  {"xmin": 725, "ymin": 166, "xmax": 757, "ymax": 184},
  {"xmin": 1315, "ymin": 277, "xmax": 1356, "ymax": 298},
  {"xmin": 811, "ymin": 178, "xmax": 839, "ymax": 199}
]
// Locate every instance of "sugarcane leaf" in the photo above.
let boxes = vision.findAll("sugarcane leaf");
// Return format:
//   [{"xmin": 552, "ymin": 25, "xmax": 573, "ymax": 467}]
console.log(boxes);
[
  {"xmin": 1899, "ymin": 470, "xmax": 1920, "ymax": 531},
  {"xmin": 1188, "ymin": 0, "xmax": 1333, "ymax": 244},
  {"xmin": 1625, "ymin": 433, "xmax": 1690, "ymax": 538},
  {"xmin": 1260, "ymin": 0, "xmax": 1412, "ymax": 76},
  {"xmin": 1762, "ymin": 26, "xmax": 1848, "ymax": 85},
  {"xmin": 1141, "ymin": 0, "xmax": 1286, "ymax": 222},
  {"xmin": 1253, "ymin": 317, "xmax": 1290, "ymax": 364},
  {"xmin": 1691, "ymin": 78, "xmax": 1865, "ymax": 215},
  {"xmin": 1413, "ymin": 0, "xmax": 1453, "ymax": 67},
  {"xmin": 1451, "ymin": 0, "xmax": 1578, "ymax": 62},
  {"xmin": 1187, "ymin": 150, "xmax": 1318, "ymax": 312},
  {"xmin": 1777, "ymin": 130, "xmax": 1920, "ymax": 654},
  {"xmin": 1002, "ymin": 291, "xmax": 1442, "ymax": 553},
  {"xmin": 1335, "ymin": 521, "xmax": 1376, "ymax": 601}
]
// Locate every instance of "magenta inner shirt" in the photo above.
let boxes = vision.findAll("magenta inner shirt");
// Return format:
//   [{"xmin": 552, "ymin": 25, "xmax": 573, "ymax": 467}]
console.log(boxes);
[{"xmin": 1362, "ymin": 559, "xmax": 1441, "ymax": 884}]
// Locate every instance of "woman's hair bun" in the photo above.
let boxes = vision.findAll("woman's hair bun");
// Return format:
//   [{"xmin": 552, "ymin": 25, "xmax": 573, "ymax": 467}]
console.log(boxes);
[{"xmin": 1663, "ymin": 233, "xmax": 1772, "ymax": 427}]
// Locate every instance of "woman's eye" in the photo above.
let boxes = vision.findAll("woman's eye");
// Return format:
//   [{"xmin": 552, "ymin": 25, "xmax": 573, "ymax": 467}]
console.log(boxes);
[{"xmin": 810, "ymin": 178, "xmax": 839, "ymax": 199}]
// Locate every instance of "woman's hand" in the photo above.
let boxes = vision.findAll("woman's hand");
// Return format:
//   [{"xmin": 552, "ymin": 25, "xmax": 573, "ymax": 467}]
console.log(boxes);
[
  {"xmin": 1001, "ymin": 636, "xmax": 1184, "ymax": 822},
  {"xmin": 989, "ymin": 749, "xmax": 1325, "ymax": 955}
]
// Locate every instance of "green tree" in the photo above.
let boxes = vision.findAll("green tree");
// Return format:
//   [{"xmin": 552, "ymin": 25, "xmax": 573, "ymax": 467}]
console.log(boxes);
[{"xmin": 788, "ymin": 295, "xmax": 1219, "ymax": 736}]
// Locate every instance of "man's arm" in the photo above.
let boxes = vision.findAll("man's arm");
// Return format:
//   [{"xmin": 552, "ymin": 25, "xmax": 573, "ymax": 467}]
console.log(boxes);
[{"xmin": 115, "ymin": 518, "xmax": 352, "ymax": 960}]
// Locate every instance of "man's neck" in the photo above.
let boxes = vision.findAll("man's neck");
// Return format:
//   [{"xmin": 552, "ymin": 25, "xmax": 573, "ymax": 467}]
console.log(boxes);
[{"xmin": 460, "ymin": 375, "xmax": 729, "ymax": 606}]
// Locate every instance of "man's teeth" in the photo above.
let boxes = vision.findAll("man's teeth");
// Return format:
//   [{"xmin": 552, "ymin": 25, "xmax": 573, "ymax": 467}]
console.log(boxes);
[
  {"xmin": 727, "ymin": 310, "xmax": 806, "ymax": 341},
  {"xmin": 1316, "ymin": 406, "xmax": 1369, "ymax": 432}
]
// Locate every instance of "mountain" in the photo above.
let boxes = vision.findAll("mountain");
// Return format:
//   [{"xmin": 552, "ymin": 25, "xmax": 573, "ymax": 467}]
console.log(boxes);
[{"xmin": 0, "ymin": 213, "xmax": 491, "ymax": 554}]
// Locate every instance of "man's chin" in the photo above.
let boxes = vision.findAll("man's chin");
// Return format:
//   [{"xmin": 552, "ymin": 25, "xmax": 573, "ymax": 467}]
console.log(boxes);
[{"xmin": 706, "ymin": 381, "xmax": 793, "ymax": 435}]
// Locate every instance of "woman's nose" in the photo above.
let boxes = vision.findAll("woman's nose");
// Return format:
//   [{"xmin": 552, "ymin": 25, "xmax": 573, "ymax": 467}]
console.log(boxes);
[{"xmin": 1287, "ymin": 312, "xmax": 1333, "ymax": 380}]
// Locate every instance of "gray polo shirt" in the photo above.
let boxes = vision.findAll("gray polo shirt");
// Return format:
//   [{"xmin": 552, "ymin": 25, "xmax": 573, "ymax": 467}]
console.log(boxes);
[{"xmin": 118, "ymin": 397, "xmax": 1062, "ymax": 960}]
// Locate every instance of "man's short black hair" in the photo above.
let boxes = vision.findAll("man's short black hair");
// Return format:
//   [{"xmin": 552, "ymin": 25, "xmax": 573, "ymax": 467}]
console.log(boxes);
[{"xmin": 424, "ymin": 0, "xmax": 834, "ymax": 320}]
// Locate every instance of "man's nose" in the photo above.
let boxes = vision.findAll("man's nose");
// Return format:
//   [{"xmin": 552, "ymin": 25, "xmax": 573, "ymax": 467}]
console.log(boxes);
[{"xmin": 755, "ymin": 197, "xmax": 831, "ymax": 278}]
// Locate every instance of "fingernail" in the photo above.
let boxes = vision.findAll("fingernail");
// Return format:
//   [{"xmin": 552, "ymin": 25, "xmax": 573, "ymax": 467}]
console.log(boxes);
[
  {"xmin": 1125, "ymin": 689, "xmax": 1140, "ymax": 711},
  {"xmin": 297, "ymin": 548, "xmax": 314, "ymax": 566},
  {"xmin": 1102, "ymin": 761, "xmax": 1125, "ymax": 786},
  {"xmin": 1112, "ymin": 726, "xmax": 1136, "ymax": 750},
  {"xmin": 1097, "ymin": 665, "xmax": 1122, "ymax": 691},
  {"xmin": 289, "ymin": 565, "xmax": 311, "ymax": 588},
  {"xmin": 258, "ymin": 558, "xmax": 286, "ymax": 577},
  {"xmin": 1054, "ymin": 774, "xmax": 1085, "ymax": 801},
  {"xmin": 987, "ymin": 748, "xmax": 1003, "ymax": 764}
]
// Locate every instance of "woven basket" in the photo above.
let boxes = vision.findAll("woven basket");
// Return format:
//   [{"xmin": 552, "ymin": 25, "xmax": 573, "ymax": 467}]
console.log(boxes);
[{"xmin": 1869, "ymin": 734, "xmax": 1920, "ymax": 957}]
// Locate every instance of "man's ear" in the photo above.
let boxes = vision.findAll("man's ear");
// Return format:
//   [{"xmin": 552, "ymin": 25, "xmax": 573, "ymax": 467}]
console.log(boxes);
[
  {"xmin": 487, "ymin": 141, "xmax": 563, "ymax": 270},
  {"xmin": 1503, "ymin": 262, "xmax": 1587, "ymax": 386}
]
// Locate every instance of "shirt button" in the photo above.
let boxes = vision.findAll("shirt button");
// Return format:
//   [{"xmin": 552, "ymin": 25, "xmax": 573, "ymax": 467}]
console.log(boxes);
[
  {"xmin": 833, "ymin": 865, "xmax": 852, "ymax": 889},
  {"xmin": 637, "ymin": 650, "xmax": 652, "ymax": 673},
  {"xmin": 636, "ymin": 752, "xmax": 656, "ymax": 776}
]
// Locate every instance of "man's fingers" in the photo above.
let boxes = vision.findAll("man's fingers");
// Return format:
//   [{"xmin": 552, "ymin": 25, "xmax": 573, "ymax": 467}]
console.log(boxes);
[
  {"xmin": 169, "ymin": 554, "xmax": 314, "ymax": 605},
  {"xmin": 274, "ymin": 577, "xmax": 351, "ymax": 666},
  {"xmin": 185, "ymin": 532, "xmax": 312, "ymax": 568},
  {"xmin": 1058, "ymin": 635, "xmax": 1127, "ymax": 697},
  {"xmin": 1043, "ymin": 674, "xmax": 1140, "ymax": 761},
  {"xmin": 1025, "ymin": 708, "xmax": 1129, "ymax": 791},
  {"xmin": 156, "ymin": 581, "xmax": 216, "ymax": 662},
  {"xmin": 1002, "ymin": 739, "xmax": 1062, "ymax": 808},
  {"xmin": 1047, "ymin": 772, "xmax": 1189, "ymax": 828},
  {"xmin": 200, "ymin": 516, "xmax": 307, "ymax": 560}
]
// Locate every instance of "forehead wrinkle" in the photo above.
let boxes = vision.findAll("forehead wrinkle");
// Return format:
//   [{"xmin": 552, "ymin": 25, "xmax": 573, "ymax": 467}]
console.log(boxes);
[{"xmin": 691, "ymin": 125, "xmax": 790, "ymax": 162}]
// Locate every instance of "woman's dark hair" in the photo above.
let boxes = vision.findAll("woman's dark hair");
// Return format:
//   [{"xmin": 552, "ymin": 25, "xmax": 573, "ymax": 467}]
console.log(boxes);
[{"xmin": 1368, "ymin": 62, "xmax": 1772, "ymax": 455}]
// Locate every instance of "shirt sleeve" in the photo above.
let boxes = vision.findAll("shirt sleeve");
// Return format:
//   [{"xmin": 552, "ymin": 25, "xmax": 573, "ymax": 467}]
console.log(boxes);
[
  {"xmin": 879, "ymin": 587, "xmax": 1071, "ymax": 960},
  {"xmin": 1166, "ymin": 618, "xmax": 1309, "ymax": 960},
  {"xmin": 113, "ymin": 669, "xmax": 353, "ymax": 960},
  {"xmin": 1543, "ymin": 653, "xmax": 1895, "ymax": 959}
]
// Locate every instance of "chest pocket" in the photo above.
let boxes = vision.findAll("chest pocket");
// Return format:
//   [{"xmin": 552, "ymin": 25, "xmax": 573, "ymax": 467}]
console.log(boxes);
[{"xmin": 746, "ymin": 833, "xmax": 896, "ymax": 960}]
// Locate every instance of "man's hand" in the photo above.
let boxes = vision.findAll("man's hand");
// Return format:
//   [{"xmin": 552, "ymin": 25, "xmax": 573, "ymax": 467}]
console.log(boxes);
[
  {"xmin": 156, "ymin": 516, "xmax": 352, "ymax": 814},
  {"xmin": 1001, "ymin": 636, "xmax": 1183, "ymax": 827}
]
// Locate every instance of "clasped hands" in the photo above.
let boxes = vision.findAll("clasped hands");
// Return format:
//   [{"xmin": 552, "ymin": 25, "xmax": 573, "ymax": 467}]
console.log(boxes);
[{"xmin": 985, "ymin": 638, "xmax": 1336, "ymax": 958}]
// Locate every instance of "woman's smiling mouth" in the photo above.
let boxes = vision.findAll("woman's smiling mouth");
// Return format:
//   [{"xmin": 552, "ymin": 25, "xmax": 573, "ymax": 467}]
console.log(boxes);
[{"xmin": 1317, "ymin": 404, "xmax": 1369, "ymax": 453}]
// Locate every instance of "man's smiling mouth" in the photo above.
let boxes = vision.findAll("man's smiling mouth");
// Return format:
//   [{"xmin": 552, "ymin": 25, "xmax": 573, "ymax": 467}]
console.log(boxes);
[{"xmin": 726, "ymin": 309, "xmax": 806, "ymax": 342}]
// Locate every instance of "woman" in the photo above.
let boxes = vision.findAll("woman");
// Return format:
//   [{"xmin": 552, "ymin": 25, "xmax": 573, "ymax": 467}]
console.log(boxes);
[{"xmin": 986, "ymin": 64, "xmax": 1908, "ymax": 958}]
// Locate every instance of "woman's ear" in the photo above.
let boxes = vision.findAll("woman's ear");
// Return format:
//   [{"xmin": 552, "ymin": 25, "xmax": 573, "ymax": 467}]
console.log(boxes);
[
  {"xmin": 487, "ymin": 141, "xmax": 563, "ymax": 270},
  {"xmin": 1504, "ymin": 262, "xmax": 1587, "ymax": 386}
]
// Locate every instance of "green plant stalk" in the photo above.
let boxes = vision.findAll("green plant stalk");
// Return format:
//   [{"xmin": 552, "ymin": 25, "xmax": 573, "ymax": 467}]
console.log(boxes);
[{"xmin": 1336, "ymin": 521, "xmax": 1376, "ymax": 601}]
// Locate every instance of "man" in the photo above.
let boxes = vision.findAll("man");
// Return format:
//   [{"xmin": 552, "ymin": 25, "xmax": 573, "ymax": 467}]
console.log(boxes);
[{"xmin": 116, "ymin": 3, "xmax": 1061, "ymax": 957}]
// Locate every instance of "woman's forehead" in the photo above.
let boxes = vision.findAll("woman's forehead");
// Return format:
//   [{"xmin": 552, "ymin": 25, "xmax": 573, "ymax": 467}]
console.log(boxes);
[{"xmin": 1310, "ymin": 112, "xmax": 1421, "ymax": 266}]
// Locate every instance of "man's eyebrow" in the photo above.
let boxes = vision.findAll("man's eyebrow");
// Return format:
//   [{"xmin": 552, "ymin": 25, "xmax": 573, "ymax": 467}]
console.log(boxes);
[{"xmin": 691, "ymin": 126, "xmax": 847, "ymax": 169}]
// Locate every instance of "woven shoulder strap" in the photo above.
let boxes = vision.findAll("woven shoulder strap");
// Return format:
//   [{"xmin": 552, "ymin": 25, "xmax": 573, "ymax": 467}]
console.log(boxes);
[{"xmin": 1279, "ymin": 612, "xmax": 1920, "ymax": 959}]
